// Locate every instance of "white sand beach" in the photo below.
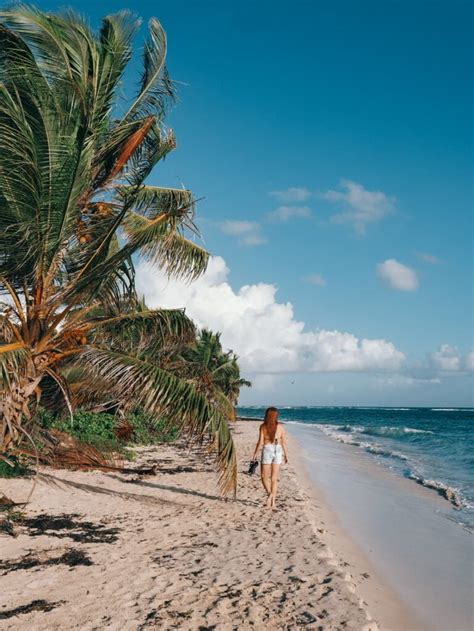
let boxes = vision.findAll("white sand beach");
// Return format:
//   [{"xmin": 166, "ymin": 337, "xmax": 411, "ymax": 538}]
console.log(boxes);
[{"xmin": 1, "ymin": 421, "xmax": 424, "ymax": 630}]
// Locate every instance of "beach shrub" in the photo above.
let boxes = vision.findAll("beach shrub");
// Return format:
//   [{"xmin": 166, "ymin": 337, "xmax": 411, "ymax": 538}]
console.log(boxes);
[
  {"xmin": 37, "ymin": 409, "xmax": 121, "ymax": 452},
  {"xmin": 127, "ymin": 411, "xmax": 180, "ymax": 445},
  {"xmin": 36, "ymin": 408, "xmax": 179, "ymax": 450},
  {"xmin": 37, "ymin": 408, "xmax": 58, "ymax": 429},
  {"xmin": 61, "ymin": 411, "xmax": 118, "ymax": 445},
  {"xmin": 0, "ymin": 456, "xmax": 29, "ymax": 478}
]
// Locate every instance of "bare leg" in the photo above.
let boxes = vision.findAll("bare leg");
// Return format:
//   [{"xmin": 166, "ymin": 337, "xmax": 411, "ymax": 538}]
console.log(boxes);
[
  {"xmin": 270, "ymin": 463, "xmax": 281, "ymax": 508},
  {"xmin": 261, "ymin": 464, "xmax": 272, "ymax": 502}
]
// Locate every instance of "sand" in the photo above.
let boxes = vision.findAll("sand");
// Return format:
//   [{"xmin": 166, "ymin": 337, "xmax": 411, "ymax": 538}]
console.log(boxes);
[
  {"xmin": 1, "ymin": 421, "xmax": 380, "ymax": 630},
  {"xmin": 289, "ymin": 422, "xmax": 473, "ymax": 631}
]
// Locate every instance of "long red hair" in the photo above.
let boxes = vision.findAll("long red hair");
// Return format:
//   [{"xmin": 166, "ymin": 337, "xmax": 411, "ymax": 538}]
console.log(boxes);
[{"xmin": 263, "ymin": 407, "xmax": 279, "ymax": 441}]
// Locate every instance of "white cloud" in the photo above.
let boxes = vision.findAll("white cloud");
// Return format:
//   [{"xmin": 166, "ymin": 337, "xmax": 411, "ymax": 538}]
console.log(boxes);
[
  {"xmin": 416, "ymin": 251, "xmax": 441, "ymax": 264},
  {"xmin": 270, "ymin": 187, "xmax": 312, "ymax": 202},
  {"xmin": 465, "ymin": 351, "xmax": 474, "ymax": 372},
  {"xmin": 136, "ymin": 256, "xmax": 405, "ymax": 375},
  {"xmin": 266, "ymin": 206, "xmax": 311, "ymax": 222},
  {"xmin": 430, "ymin": 344, "xmax": 474, "ymax": 373},
  {"xmin": 305, "ymin": 274, "xmax": 326, "ymax": 286},
  {"xmin": 323, "ymin": 179, "xmax": 396, "ymax": 234},
  {"xmin": 239, "ymin": 233, "xmax": 266, "ymax": 246},
  {"xmin": 218, "ymin": 220, "xmax": 265, "ymax": 246},
  {"xmin": 377, "ymin": 259, "xmax": 419, "ymax": 291},
  {"xmin": 431, "ymin": 344, "xmax": 460, "ymax": 371}
]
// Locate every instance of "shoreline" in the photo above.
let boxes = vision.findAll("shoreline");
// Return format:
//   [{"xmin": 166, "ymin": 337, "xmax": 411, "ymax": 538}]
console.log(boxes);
[
  {"xmin": 240, "ymin": 417, "xmax": 422, "ymax": 629},
  {"xmin": 0, "ymin": 420, "xmax": 381, "ymax": 630},
  {"xmin": 286, "ymin": 431, "xmax": 424, "ymax": 631},
  {"xmin": 288, "ymin": 422, "xmax": 474, "ymax": 631}
]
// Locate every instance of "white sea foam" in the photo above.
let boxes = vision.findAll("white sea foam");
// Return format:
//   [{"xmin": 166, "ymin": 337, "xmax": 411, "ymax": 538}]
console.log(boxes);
[
  {"xmin": 365, "ymin": 444, "xmax": 409, "ymax": 460},
  {"xmin": 362, "ymin": 426, "xmax": 434, "ymax": 437},
  {"xmin": 352, "ymin": 407, "xmax": 411, "ymax": 410},
  {"xmin": 408, "ymin": 474, "xmax": 465, "ymax": 509},
  {"xmin": 313, "ymin": 424, "xmax": 409, "ymax": 461},
  {"xmin": 329, "ymin": 424, "xmax": 433, "ymax": 437}
]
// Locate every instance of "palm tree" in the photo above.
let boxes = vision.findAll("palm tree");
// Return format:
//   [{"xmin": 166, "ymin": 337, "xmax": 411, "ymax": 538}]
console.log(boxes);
[
  {"xmin": 222, "ymin": 357, "xmax": 252, "ymax": 419},
  {"xmin": 0, "ymin": 6, "xmax": 236, "ymax": 494},
  {"xmin": 174, "ymin": 330, "xmax": 251, "ymax": 421},
  {"xmin": 53, "ymin": 309, "xmax": 250, "ymax": 429}
]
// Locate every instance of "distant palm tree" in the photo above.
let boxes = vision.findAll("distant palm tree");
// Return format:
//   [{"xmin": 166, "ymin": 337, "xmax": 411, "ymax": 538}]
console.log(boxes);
[
  {"xmin": 224, "ymin": 358, "xmax": 252, "ymax": 420},
  {"xmin": 174, "ymin": 330, "xmax": 251, "ymax": 420},
  {"xmin": 0, "ymin": 7, "xmax": 236, "ymax": 493}
]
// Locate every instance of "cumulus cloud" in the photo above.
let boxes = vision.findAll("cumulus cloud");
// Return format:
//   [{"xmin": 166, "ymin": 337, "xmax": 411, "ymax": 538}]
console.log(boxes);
[
  {"xmin": 416, "ymin": 251, "xmax": 441, "ymax": 264},
  {"xmin": 269, "ymin": 187, "xmax": 312, "ymax": 202},
  {"xmin": 430, "ymin": 344, "xmax": 474, "ymax": 373},
  {"xmin": 266, "ymin": 206, "xmax": 311, "ymax": 222},
  {"xmin": 431, "ymin": 344, "xmax": 461, "ymax": 371},
  {"xmin": 136, "ymin": 256, "xmax": 405, "ymax": 375},
  {"xmin": 218, "ymin": 220, "xmax": 265, "ymax": 246},
  {"xmin": 323, "ymin": 179, "xmax": 396, "ymax": 234},
  {"xmin": 377, "ymin": 259, "xmax": 419, "ymax": 291},
  {"xmin": 304, "ymin": 274, "xmax": 326, "ymax": 286}
]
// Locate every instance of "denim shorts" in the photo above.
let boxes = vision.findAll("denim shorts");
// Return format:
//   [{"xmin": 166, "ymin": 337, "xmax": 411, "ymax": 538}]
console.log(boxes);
[{"xmin": 261, "ymin": 444, "xmax": 283, "ymax": 465}]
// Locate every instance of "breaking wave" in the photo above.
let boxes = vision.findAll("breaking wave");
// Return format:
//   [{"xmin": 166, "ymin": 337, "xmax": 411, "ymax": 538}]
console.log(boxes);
[{"xmin": 315, "ymin": 424, "xmax": 409, "ymax": 462}]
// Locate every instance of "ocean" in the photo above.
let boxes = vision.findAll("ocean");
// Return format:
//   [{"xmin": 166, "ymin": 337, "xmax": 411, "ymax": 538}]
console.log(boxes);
[{"xmin": 238, "ymin": 406, "xmax": 474, "ymax": 531}]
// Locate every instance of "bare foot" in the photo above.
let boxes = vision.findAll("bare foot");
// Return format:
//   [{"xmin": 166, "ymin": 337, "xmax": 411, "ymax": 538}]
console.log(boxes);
[
  {"xmin": 271, "ymin": 495, "xmax": 276, "ymax": 510},
  {"xmin": 266, "ymin": 494, "xmax": 273, "ymax": 508}
]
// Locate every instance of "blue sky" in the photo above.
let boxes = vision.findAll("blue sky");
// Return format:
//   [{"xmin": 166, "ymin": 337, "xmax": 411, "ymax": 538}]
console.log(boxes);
[{"xmin": 30, "ymin": 0, "xmax": 473, "ymax": 405}]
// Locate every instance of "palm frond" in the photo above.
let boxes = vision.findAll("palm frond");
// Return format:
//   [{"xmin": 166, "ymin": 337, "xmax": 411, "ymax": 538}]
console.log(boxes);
[
  {"xmin": 133, "ymin": 229, "xmax": 210, "ymax": 281},
  {"xmin": 124, "ymin": 17, "xmax": 175, "ymax": 121},
  {"xmin": 82, "ymin": 307, "xmax": 196, "ymax": 353},
  {"xmin": 0, "ymin": 7, "xmax": 240, "ymax": 493},
  {"xmin": 124, "ymin": 125, "xmax": 176, "ymax": 186},
  {"xmin": 0, "ymin": 345, "xmax": 29, "ymax": 387},
  {"xmin": 80, "ymin": 347, "xmax": 237, "ymax": 495},
  {"xmin": 93, "ymin": 11, "xmax": 140, "ymax": 123},
  {"xmin": 119, "ymin": 185, "xmax": 193, "ymax": 219}
]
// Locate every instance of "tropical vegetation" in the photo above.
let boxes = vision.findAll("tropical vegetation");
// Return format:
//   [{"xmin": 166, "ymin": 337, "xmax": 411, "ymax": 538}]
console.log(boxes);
[
  {"xmin": 172, "ymin": 330, "xmax": 251, "ymax": 421},
  {"xmin": 0, "ymin": 5, "xmax": 247, "ymax": 494}
]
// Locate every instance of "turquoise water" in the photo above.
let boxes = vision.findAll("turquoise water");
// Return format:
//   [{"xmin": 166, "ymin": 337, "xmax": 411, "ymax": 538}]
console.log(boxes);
[{"xmin": 238, "ymin": 406, "xmax": 474, "ymax": 530}]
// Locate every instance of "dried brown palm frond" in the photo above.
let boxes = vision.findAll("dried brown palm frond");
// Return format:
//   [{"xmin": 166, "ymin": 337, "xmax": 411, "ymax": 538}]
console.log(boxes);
[{"xmin": 16, "ymin": 428, "xmax": 123, "ymax": 472}]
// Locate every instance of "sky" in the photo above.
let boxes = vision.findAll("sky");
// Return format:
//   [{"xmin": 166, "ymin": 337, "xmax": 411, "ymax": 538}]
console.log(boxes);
[{"xmin": 28, "ymin": 0, "xmax": 473, "ymax": 405}]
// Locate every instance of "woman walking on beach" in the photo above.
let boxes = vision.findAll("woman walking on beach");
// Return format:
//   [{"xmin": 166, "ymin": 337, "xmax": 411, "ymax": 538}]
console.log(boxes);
[{"xmin": 252, "ymin": 407, "xmax": 289, "ymax": 508}]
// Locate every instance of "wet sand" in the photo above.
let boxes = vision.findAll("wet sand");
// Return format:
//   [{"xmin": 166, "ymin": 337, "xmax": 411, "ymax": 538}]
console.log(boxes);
[{"xmin": 289, "ymin": 422, "xmax": 474, "ymax": 631}]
